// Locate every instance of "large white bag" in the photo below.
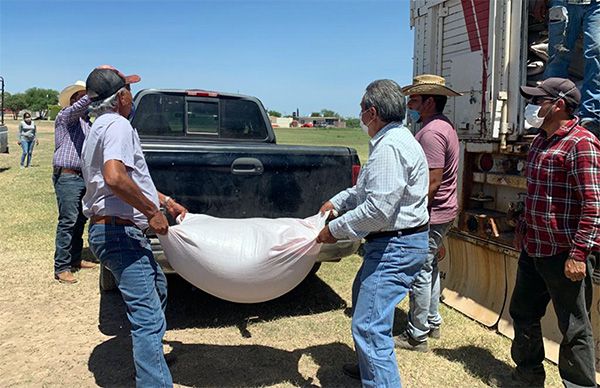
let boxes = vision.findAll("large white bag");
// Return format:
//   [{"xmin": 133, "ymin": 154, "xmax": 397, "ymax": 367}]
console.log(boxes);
[{"xmin": 157, "ymin": 212, "xmax": 327, "ymax": 303}]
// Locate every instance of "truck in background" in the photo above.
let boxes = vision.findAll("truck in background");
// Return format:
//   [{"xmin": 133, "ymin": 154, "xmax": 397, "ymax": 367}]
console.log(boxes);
[{"xmin": 409, "ymin": 0, "xmax": 600, "ymax": 377}]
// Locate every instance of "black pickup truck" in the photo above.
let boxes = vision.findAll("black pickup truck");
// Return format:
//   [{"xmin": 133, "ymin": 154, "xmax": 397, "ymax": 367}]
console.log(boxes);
[{"xmin": 99, "ymin": 88, "xmax": 362, "ymax": 292}]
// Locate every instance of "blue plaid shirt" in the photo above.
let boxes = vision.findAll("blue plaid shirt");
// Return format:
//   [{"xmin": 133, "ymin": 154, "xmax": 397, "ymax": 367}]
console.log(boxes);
[
  {"xmin": 328, "ymin": 122, "xmax": 430, "ymax": 240},
  {"xmin": 53, "ymin": 95, "xmax": 91, "ymax": 170}
]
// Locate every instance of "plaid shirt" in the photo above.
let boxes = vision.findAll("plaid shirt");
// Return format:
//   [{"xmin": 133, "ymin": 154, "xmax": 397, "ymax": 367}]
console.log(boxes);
[
  {"xmin": 517, "ymin": 118, "xmax": 600, "ymax": 261},
  {"xmin": 52, "ymin": 95, "xmax": 91, "ymax": 170}
]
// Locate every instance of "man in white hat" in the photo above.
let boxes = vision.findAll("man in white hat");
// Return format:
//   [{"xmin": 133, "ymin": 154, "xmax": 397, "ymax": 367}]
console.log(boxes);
[
  {"xmin": 395, "ymin": 74, "xmax": 461, "ymax": 351},
  {"xmin": 52, "ymin": 80, "xmax": 95, "ymax": 284}
]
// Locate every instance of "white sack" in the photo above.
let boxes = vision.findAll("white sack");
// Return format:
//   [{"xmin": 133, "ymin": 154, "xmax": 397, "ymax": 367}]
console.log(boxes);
[{"xmin": 157, "ymin": 212, "xmax": 327, "ymax": 303}]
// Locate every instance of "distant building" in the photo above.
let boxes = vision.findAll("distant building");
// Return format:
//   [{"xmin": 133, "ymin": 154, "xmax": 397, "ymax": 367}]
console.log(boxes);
[
  {"xmin": 296, "ymin": 116, "xmax": 346, "ymax": 128},
  {"xmin": 269, "ymin": 116, "xmax": 293, "ymax": 128}
]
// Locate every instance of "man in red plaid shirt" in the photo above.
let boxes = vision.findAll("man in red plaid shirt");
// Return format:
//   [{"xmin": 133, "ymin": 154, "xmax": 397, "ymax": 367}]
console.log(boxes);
[{"xmin": 510, "ymin": 77, "xmax": 600, "ymax": 387}]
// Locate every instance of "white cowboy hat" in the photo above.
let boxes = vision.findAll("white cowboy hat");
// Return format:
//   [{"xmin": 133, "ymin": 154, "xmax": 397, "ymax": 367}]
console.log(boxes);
[
  {"xmin": 401, "ymin": 74, "xmax": 462, "ymax": 97},
  {"xmin": 59, "ymin": 80, "xmax": 86, "ymax": 107}
]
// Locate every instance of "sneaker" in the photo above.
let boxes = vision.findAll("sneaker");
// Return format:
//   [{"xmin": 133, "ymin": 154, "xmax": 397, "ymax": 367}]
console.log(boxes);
[
  {"xmin": 394, "ymin": 332, "xmax": 428, "ymax": 352},
  {"xmin": 342, "ymin": 363, "xmax": 360, "ymax": 380},
  {"xmin": 428, "ymin": 327, "xmax": 440, "ymax": 339}
]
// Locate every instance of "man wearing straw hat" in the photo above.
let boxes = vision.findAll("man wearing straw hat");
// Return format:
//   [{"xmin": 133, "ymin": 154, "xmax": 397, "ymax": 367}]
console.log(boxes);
[
  {"xmin": 52, "ymin": 80, "xmax": 96, "ymax": 284},
  {"xmin": 395, "ymin": 74, "xmax": 461, "ymax": 352}
]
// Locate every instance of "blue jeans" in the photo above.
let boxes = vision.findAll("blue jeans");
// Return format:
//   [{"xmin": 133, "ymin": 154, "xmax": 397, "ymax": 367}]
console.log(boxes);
[
  {"xmin": 89, "ymin": 223, "xmax": 172, "ymax": 388},
  {"xmin": 53, "ymin": 171, "xmax": 87, "ymax": 275},
  {"xmin": 545, "ymin": 0, "xmax": 600, "ymax": 125},
  {"xmin": 20, "ymin": 139, "xmax": 34, "ymax": 167},
  {"xmin": 351, "ymin": 231, "xmax": 428, "ymax": 388},
  {"xmin": 407, "ymin": 222, "xmax": 452, "ymax": 341}
]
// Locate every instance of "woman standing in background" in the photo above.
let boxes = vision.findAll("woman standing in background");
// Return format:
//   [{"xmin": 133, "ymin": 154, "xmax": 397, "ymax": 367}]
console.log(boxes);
[{"xmin": 18, "ymin": 112, "xmax": 37, "ymax": 168}]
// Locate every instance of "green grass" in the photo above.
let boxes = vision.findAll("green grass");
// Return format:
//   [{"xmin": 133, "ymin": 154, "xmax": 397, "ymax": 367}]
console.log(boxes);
[
  {"xmin": 275, "ymin": 127, "xmax": 370, "ymax": 164},
  {"xmin": 0, "ymin": 119, "xmax": 562, "ymax": 387}
]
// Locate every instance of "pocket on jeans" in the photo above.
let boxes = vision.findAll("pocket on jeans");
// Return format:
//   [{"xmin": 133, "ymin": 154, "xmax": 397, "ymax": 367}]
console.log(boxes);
[{"xmin": 124, "ymin": 226, "xmax": 152, "ymax": 251}]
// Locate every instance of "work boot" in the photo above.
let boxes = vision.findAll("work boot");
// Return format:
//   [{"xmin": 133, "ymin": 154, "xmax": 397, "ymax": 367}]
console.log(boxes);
[
  {"xmin": 428, "ymin": 327, "xmax": 441, "ymax": 339},
  {"xmin": 55, "ymin": 271, "xmax": 77, "ymax": 284},
  {"xmin": 342, "ymin": 363, "xmax": 360, "ymax": 380},
  {"xmin": 74, "ymin": 260, "xmax": 98, "ymax": 270},
  {"xmin": 489, "ymin": 369, "xmax": 545, "ymax": 387},
  {"xmin": 394, "ymin": 332, "xmax": 428, "ymax": 352}
]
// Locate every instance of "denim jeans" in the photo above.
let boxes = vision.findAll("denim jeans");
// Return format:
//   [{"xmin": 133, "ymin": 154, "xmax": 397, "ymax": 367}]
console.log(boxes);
[
  {"xmin": 19, "ymin": 139, "xmax": 34, "ymax": 167},
  {"xmin": 53, "ymin": 171, "xmax": 87, "ymax": 275},
  {"xmin": 509, "ymin": 250, "xmax": 596, "ymax": 388},
  {"xmin": 545, "ymin": 0, "xmax": 600, "ymax": 125},
  {"xmin": 407, "ymin": 222, "xmax": 452, "ymax": 342},
  {"xmin": 351, "ymin": 231, "xmax": 428, "ymax": 388},
  {"xmin": 89, "ymin": 223, "xmax": 172, "ymax": 388}
]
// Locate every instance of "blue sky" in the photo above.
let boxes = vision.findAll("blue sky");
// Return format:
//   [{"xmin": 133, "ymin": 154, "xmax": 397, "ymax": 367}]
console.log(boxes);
[{"xmin": 0, "ymin": 0, "xmax": 414, "ymax": 117}]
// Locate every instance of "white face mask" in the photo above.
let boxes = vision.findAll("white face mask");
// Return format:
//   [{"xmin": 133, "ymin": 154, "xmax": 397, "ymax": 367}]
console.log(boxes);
[
  {"xmin": 524, "ymin": 103, "xmax": 546, "ymax": 128},
  {"xmin": 359, "ymin": 111, "xmax": 372, "ymax": 135}
]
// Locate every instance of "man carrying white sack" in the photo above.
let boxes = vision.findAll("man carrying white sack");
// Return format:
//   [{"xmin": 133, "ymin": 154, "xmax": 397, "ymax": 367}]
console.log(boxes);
[
  {"xmin": 81, "ymin": 65, "xmax": 188, "ymax": 388},
  {"xmin": 317, "ymin": 79, "xmax": 430, "ymax": 388}
]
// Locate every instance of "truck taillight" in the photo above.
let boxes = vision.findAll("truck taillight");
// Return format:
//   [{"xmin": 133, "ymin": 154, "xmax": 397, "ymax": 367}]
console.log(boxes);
[{"xmin": 352, "ymin": 164, "xmax": 361, "ymax": 186}]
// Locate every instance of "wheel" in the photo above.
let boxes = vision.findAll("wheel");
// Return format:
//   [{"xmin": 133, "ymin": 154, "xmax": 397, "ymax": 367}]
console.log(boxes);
[{"xmin": 99, "ymin": 263, "xmax": 117, "ymax": 292}]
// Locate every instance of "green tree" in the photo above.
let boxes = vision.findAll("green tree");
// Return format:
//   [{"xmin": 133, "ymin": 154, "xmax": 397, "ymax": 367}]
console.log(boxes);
[
  {"xmin": 23, "ymin": 88, "xmax": 59, "ymax": 118},
  {"xmin": 268, "ymin": 110, "xmax": 282, "ymax": 117},
  {"xmin": 5, "ymin": 93, "xmax": 27, "ymax": 119},
  {"xmin": 320, "ymin": 109, "xmax": 339, "ymax": 118},
  {"xmin": 346, "ymin": 117, "xmax": 360, "ymax": 128},
  {"xmin": 310, "ymin": 112, "xmax": 321, "ymax": 117}
]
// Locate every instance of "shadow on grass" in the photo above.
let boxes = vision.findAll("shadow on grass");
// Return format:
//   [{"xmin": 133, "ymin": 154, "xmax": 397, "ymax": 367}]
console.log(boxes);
[
  {"xmin": 98, "ymin": 272, "xmax": 347, "ymax": 337},
  {"xmin": 433, "ymin": 346, "xmax": 514, "ymax": 387},
  {"xmin": 88, "ymin": 337, "xmax": 359, "ymax": 387}
]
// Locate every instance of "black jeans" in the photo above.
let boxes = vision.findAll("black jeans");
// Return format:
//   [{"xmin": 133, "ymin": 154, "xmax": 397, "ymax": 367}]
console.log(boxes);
[
  {"xmin": 53, "ymin": 171, "xmax": 87, "ymax": 275},
  {"xmin": 509, "ymin": 250, "xmax": 596, "ymax": 388}
]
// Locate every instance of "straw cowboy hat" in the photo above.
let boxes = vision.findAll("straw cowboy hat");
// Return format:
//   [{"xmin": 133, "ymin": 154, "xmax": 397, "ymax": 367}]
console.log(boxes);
[
  {"xmin": 401, "ymin": 74, "xmax": 462, "ymax": 96},
  {"xmin": 59, "ymin": 80, "xmax": 86, "ymax": 107}
]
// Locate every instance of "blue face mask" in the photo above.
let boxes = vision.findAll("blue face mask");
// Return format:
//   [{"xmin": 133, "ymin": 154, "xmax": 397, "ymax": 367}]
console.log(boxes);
[{"xmin": 407, "ymin": 109, "xmax": 420, "ymax": 123}]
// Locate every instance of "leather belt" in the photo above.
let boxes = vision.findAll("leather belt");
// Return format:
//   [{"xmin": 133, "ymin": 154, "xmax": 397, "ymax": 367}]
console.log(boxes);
[
  {"xmin": 90, "ymin": 215, "xmax": 136, "ymax": 227},
  {"xmin": 365, "ymin": 223, "xmax": 429, "ymax": 241},
  {"xmin": 53, "ymin": 167, "xmax": 82, "ymax": 176}
]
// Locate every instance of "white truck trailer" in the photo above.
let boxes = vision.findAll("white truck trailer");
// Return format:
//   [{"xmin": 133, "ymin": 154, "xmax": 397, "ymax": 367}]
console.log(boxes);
[{"xmin": 408, "ymin": 0, "xmax": 599, "ymax": 375}]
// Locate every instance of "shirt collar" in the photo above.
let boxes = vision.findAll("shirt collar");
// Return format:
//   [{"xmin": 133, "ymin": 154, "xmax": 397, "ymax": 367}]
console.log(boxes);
[
  {"xmin": 369, "ymin": 121, "xmax": 402, "ymax": 148},
  {"xmin": 540, "ymin": 117, "xmax": 579, "ymax": 140}
]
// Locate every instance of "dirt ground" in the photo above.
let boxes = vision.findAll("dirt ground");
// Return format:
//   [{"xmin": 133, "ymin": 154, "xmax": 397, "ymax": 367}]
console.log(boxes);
[{"xmin": 0, "ymin": 120, "xmax": 563, "ymax": 387}]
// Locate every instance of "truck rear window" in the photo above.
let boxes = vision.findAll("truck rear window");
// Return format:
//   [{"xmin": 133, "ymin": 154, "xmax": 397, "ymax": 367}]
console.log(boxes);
[{"xmin": 133, "ymin": 93, "xmax": 268, "ymax": 140}]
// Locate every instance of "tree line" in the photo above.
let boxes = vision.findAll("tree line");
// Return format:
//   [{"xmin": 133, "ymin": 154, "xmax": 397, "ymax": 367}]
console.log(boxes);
[{"xmin": 2, "ymin": 88, "xmax": 59, "ymax": 119}]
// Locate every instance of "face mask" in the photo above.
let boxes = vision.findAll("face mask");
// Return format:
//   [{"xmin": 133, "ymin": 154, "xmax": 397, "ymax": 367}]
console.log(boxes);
[
  {"xmin": 359, "ymin": 112, "xmax": 372, "ymax": 135},
  {"xmin": 524, "ymin": 103, "xmax": 546, "ymax": 128},
  {"xmin": 407, "ymin": 109, "xmax": 420, "ymax": 123}
]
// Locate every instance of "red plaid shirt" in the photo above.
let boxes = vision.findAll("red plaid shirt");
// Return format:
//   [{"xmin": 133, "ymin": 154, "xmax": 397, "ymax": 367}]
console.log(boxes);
[{"xmin": 517, "ymin": 119, "xmax": 600, "ymax": 261}]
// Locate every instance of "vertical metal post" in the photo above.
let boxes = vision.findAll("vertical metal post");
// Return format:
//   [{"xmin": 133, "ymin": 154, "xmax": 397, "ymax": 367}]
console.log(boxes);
[{"xmin": 0, "ymin": 76, "xmax": 4, "ymax": 125}]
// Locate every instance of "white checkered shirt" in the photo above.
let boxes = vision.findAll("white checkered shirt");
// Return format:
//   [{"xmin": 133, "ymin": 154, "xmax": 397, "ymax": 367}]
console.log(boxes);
[{"xmin": 328, "ymin": 122, "xmax": 430, "ymax": 240}]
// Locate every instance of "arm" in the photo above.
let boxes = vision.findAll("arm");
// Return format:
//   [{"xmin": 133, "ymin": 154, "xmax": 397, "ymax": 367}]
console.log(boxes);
[
  {"xmin": 56, "ymin": 95, "xmax": 91, "ymax": 128},
  {"xmin": 329, "ymin": 185, "xmax": 359, "ymax": 213},
  {"xmin": 428, "ymin": 168, "xmax": 443, "ymax": 206},
  {"xmin": 157, "ymin": 192, "xmax": 188, "ymax": 221},
  {"xmin": 567, "ymin": 138, "xmax": 600, "ymax": 262},
  {"xmin": 17, "ymin": 123, "xmax": 22, "ymax": 145},
  {"xmin": 103, "ymin": 160, "xmax": 168, "ymax": 234}
]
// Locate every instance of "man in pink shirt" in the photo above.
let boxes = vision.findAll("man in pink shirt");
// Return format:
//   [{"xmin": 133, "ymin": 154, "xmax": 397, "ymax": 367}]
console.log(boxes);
[{"xmin": 395, "ymin": 75, "xmax": 461, "ymax": 351}]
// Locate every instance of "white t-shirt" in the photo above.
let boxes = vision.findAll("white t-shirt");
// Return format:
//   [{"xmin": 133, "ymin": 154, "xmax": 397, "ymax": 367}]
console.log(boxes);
[{"xmin": 82, "ymin": 112, "xmax": 159, "ymax": 230}]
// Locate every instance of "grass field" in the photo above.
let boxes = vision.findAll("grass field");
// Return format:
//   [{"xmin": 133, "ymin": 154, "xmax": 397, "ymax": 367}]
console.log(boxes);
[{"xmin": 0, "ymin": 119, "xmax": 562, "ymax": 387}]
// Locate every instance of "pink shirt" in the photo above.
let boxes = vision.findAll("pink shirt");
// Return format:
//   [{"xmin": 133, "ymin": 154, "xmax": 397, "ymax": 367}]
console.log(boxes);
[{"xmin": 415, "ymin": 114, "xmax": 459, "ymax": 224}]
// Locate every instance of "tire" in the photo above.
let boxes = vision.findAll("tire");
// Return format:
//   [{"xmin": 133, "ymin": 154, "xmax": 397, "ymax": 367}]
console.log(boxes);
[{"xmin": 99, "ymin": 263, "xmax": 117, "ymax": 292}]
